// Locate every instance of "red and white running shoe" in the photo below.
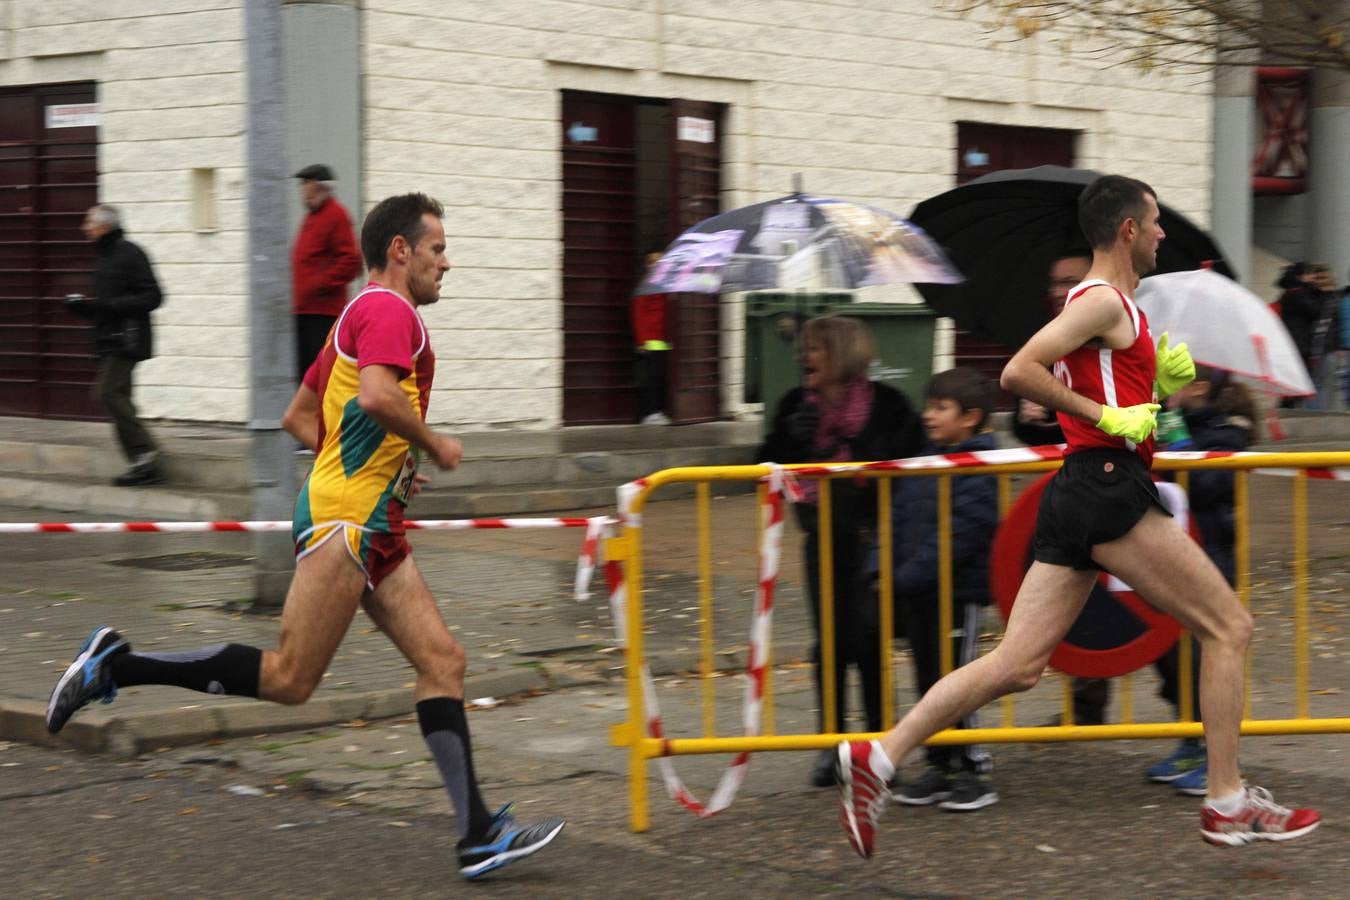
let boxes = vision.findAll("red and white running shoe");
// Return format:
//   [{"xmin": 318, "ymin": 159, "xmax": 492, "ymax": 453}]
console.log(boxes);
[
  {"xmin": 1200, "ymin": 786, "xmax": 1321, "ymax": 846},
  {"xmin": 836, "ymin": 740, "xmax": 894, "ymax": 858}
]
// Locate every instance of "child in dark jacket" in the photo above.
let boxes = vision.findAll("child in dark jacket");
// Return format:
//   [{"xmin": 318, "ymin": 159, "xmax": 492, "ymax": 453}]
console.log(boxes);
[{"xmin": 885, "ymin": 367, "xmax": 1000, "ymax": 812}]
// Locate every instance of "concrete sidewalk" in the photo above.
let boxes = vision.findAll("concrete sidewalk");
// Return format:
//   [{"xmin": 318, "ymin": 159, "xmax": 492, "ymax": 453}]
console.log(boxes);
[{"xmin": 0, "ymin": 491, "xmax": 819, "ymax": 757}]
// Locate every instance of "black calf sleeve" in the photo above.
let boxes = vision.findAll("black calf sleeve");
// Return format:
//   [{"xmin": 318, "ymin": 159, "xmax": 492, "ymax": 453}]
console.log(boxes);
[
  {"xmin": 110, "ymin": 643, "xmax": 262, "ymax": 698},
  {"xmin": 418, "ymin": 697, "xmax": 493, "ymax": 840}
]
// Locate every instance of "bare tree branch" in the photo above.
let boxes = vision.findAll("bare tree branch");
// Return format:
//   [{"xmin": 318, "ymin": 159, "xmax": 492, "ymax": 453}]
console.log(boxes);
[{"xmin": 945, "ymin": 0, "xmax": 1350, "ymax": 72}]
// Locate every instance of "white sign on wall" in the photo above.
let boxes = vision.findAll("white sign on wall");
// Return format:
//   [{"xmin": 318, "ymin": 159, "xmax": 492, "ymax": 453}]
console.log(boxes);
[
  {"xmin": 677, "ymin": 116, "xmax": 715, "ymax": 144},
  {"xmin": 45, "ymin": 104, "xmax": 99, "ymax": 129}
]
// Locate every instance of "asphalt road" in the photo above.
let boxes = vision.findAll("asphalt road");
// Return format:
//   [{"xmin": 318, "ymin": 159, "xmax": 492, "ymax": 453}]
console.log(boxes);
[{"xmin": 4, "ymin": 676, "xmax": 1348, "ymax": 900}]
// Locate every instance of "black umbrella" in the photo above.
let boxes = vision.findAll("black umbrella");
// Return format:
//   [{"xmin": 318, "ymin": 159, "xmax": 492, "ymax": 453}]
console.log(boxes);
[{"xmin": 909, "ymin": 165, "xmax": 1232, "ymax": 346}]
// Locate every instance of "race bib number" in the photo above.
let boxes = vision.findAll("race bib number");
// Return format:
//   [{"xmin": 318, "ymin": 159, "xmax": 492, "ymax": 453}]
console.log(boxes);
[{"xmin": 393, "ymin": 449, "xmax": 421, "ymax": 505}]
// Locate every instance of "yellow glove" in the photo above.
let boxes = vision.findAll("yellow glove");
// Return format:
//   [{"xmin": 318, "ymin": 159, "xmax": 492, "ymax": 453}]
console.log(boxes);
[
  {"xmin": 1154, "ymin": 332, "xmax": 1196, "ymax": 399},
  {"xmin": 1096, "ymin": 403, "xmax": 1161, "ymax": 444}
]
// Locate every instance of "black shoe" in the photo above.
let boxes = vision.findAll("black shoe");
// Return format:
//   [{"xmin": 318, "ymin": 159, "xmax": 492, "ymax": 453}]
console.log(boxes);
[
  {"xmin": 892, "ymin": 765, "xmax": 953, "ymax": 806},
  {"xmin": 810, "ymin": 748, "xmax": 838, "ymax": 787},
  {"xmin": 457, "ymin": 803, "xmax": 565, "ymax": 880},
  {"xmin": 938, "ymin": 770, "xmax": 998, "ymax": 812},
  {"xmin": 112, "ymin": 463, "xmax": 165, "ymax": 486},
  {"xmin": 46, "ymin": 627, "xmax": 129, "ymax": 733}
]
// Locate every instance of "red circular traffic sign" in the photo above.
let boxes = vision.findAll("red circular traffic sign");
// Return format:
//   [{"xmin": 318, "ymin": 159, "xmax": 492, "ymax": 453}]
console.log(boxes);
[{"xmin": 989, "ymin": 472, "xmax": 1201, "ymax": 678}]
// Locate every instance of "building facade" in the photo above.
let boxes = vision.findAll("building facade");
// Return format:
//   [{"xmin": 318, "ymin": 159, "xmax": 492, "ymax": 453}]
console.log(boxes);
[{"xmin": 1, "ymin": 1, "xmax": 1217, "ymax": 430}]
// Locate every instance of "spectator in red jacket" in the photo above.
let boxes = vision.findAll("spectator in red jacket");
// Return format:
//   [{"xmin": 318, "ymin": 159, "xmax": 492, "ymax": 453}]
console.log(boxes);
[
  {"xmin": 291, "ymin": 164, "xmax": 363, "ymax": 382},
  {"xmin": 632, "ymin": 251, "xmax": 672, "ymax": 424}
]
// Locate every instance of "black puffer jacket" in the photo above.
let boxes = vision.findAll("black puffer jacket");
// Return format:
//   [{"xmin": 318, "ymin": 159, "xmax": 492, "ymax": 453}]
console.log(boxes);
[
  {"xmin": 759, "ymin": 382, "xmax": 925, "ymax": 532},
  {"xmin": 68, "ymin": 228, "xmax": 163, "ymax": 360},
  {"xmin": 889, "ymin": 431, "xmax": 1000, "ymax": 607}
]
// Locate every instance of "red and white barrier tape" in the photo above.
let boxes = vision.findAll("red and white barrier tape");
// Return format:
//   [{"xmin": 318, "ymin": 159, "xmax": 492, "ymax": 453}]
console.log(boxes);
[
  {"xmin": 782, "ymin": 445, "xmax": 1348, "ymax": 481},
  {"xmin": 574, "ymin": 516, "xmax": 610, "ymax": 601},
  {"xmin": 1, "ymin": 514, "xmax": 616, "ymax": 608},
  {"xmin": 0, "ymin": 516, "xmax": 601, "ymax": 534},
  {"xmin": 609, "ymin": 466, "xmax": 786, "ymax": 818}
]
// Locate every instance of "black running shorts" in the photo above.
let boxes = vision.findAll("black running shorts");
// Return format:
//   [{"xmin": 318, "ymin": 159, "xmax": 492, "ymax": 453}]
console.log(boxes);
[{"xmin": 1033, "ymin": 448, "xmax": 1170, "ymax": 571}]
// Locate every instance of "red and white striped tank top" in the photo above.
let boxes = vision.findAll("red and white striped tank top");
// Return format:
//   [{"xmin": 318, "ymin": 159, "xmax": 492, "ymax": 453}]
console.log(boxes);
[{"xmin": 1053, "ymin": 279, "xmax": 1158, "ymax": 465}]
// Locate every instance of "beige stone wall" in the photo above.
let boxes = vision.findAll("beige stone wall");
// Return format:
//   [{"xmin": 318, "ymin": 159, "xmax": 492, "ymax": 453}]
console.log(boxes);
[
  {"xmin": 0, "ymin": 1, "xmax": 247, "ymax": 421},
  {"xmin": 363, "ymin": 1, "xmax": 1213, "ymax": 428},
  {"xmin": 3, "ymin": 2, "xmax": 1213, "ymax": 428}
]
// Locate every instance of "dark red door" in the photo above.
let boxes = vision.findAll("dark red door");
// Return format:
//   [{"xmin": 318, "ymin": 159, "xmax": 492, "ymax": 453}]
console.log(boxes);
[
  {"xmin": 0, "ymin": 82, "xmax": 101, "ymax": 419},
  {"xmin": 951, "ymin": 123, "xmax": 1075, "ymax": 408},
  {"xmin": 560, "ymin": 92, "xmax": 639, "ymax": 425},
  {"xmin": 665, "ymin": 99, "xmax": 723, "ymax": 424}
]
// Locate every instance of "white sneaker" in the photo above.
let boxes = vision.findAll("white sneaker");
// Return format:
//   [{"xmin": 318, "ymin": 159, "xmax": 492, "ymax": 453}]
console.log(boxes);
[{"xmin": 641, "ymin": 412, "xmax": 671, "ymax": 425}]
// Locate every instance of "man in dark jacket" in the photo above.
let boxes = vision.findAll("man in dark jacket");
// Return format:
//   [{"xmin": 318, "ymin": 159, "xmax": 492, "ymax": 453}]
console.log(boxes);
[
  {"xmin": 292, "ymin": 164, "xmax": 362, "ymax": 382},
  {"xmin": 69, "ymin": 205, "xmax": 165, "ymax": 486}
]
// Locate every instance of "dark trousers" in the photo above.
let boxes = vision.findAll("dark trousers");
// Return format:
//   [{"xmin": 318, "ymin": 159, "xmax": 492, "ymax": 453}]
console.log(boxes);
[
  {"xmin": 296, "ymin": 314, "xmax": 337, "ymax": 382},
  {"xmin": 635, "ymin": 349, "xmax": 668, "ymax": 420},
  {"xmin": 902, "ymin": 596, "xmax": 991, "ymax": 772},
  {"xmin": 94, "ymin": 354, "xmax": 157, "ymax": 462},
  {"xmin": 798, "ymin": 506, "xmax": 882, "ymax": 734},
  {"xmin": 1070, "ymin": 640, "xmax": 1203, "ymax": 726}
]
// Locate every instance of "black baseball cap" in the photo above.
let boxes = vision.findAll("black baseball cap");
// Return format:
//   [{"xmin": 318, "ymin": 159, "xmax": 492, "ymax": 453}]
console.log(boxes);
[{"xmin": 293, "ymin": 163, "xmax": 335, "ymax": 181}]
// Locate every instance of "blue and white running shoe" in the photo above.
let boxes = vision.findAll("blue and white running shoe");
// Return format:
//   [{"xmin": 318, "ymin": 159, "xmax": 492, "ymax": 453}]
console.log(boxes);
[
  {"xmin": 1173, "ymin": 762, "xmax": 1209, "ymax": 796},
  {"xmin": 457, "ymin": 802, "xmax": 565, "ymax": 880},
  {"xmin": 1146, "ymin": 739, "xmax": 1205, "ymax": 783},
  {"xmin": 45, "ymin": 626, "xmax": 128, "ymax": 733}
]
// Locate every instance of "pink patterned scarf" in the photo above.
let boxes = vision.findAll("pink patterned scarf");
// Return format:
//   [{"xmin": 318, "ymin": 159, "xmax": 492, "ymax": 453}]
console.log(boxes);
[{"xmin": 801, "ymin": 376, "xmax": 874, "ymax": 505}]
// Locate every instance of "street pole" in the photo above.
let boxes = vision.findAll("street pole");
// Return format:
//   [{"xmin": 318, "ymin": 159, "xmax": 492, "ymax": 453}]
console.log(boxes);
[{"xmin": 244, "ymin": 0, "xmax": 295, "ymax": 607}]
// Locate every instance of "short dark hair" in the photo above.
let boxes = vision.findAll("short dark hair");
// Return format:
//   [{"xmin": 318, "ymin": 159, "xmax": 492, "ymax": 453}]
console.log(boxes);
[
  {"xmin": 361, "ymin": 192, "xmax": 444, "ymax": 271},
  {"xmin": 926, "ymin": 366, "xmax": 995, "ymax": 431},
  {"xmin": 1078, "ymin": 175, "xmax": 1156, "ymax": 250}
]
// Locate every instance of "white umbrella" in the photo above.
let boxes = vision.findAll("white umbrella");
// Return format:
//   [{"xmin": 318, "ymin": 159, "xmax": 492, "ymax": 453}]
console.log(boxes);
[{"xmin": 1135, "ymin": 269, "xmax": 1315, "ymax": 397}]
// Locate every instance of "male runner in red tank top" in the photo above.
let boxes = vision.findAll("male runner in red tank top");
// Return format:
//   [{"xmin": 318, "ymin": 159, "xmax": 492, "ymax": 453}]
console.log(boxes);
[{"xmin": 835, "ymin": 175, "xmax": 1319, "ymax": 857}]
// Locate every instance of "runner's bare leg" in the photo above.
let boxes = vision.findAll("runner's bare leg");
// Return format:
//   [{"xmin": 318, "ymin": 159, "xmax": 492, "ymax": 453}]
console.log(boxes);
[
  {"xmin": 258, "ymin": 534, "xmax": 367, "ymax": 704},
  {"xmin": 360, "ymin": 553, "xmax": 466, "ymax": 699},
  {"xmin": 1091, "ymin": 506, "xmax": 1252, "ymax": 799},
  {"xmin": 878, "ymin": 562, "xmax": 1098, "ymax": 763}
]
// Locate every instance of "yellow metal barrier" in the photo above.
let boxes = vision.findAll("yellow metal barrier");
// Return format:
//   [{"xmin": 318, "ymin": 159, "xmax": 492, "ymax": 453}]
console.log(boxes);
[{"xmin": 611, "ymin": 452, "xmax": 1350, "ymax": 832}]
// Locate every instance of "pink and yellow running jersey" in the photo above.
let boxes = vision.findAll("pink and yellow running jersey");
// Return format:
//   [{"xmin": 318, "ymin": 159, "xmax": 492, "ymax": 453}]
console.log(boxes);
[{"xmin": 293, "ymin": 284, "xmax": 435, "ymax": 586}]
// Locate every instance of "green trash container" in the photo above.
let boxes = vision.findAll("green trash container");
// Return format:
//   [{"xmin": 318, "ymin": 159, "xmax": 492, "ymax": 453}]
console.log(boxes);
[
  {"xmin": 834, "ymin": 302, "xmax": 936, "ymax": 408},
  {"xmin": 743, "ymin": 291, "xmax": 852, "ymax": 410}
]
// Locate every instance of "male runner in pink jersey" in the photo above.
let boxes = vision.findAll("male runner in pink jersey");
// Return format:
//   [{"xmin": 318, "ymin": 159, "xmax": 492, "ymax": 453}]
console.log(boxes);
[
  {"xmin": 46, "ymin": 193, "xmax": 565, "ymax": 880},
  {"xmin": 836, "ymin": 175, "xmax": 1319, "ymax": 857}
]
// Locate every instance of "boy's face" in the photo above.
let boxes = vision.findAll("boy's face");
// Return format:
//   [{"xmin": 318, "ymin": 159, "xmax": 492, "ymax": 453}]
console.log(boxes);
[{"xmin": 923, "ymin": 397, "xmax": 981, "ymax": 447}]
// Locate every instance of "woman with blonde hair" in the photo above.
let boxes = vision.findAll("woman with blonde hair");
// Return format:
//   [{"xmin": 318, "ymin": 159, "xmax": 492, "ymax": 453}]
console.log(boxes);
[{"xmin": 759, "ymin": 315, "xmax": 924, "ymax": 787}]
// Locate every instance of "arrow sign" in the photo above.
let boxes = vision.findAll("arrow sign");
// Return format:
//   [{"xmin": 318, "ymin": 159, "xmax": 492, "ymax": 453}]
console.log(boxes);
[{"xmin": 567, "ymin": 121, "xmax": 598, "ymax": 143}]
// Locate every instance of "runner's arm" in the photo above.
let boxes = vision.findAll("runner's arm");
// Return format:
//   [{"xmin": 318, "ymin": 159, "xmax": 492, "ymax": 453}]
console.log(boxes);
[
  {"xmin": 281, "ymin": 384, "xmax": 321, "ymax": 451},
  {"xmin": 1001, "ymin": 287, "xmax": 1128, "ymax": 424},
  {"xmin": 357, "ymin": 364, "xmax": 461, "ymax": 469}
]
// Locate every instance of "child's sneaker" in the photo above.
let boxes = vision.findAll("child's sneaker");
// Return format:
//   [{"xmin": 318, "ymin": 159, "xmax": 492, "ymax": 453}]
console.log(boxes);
[
  {"xmin": 1199, "ymin": 786, "xmax": 1320, "ymax": 846},
  {"xmin": 1147, "ymin": 739, "xmax": 1205, "ymax": 783},
  {"xmin": 939, "ymin": 770, "xmax": 998, "ymax": 812},
  {"xmin": 892, "ymin": 765, "xmax": 952, "ymax": 806},
  {"xmin": 1173, "ymin": 762, "xmax": 1208, "ymax": 797},
  {"xmin": 836, "ymin": 740, "xmax": 894, "ymax": 859}
]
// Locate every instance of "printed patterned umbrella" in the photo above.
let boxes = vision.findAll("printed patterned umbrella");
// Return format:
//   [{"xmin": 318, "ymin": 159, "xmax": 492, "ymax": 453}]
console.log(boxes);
[{"xmin": 632, "ymin": 194, "xmax": 963, "ymax": 295}]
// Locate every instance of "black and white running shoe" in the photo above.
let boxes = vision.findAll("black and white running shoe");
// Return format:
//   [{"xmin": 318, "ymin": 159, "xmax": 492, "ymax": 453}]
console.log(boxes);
[
  {"xmin": 458, "ymin": 803, "xmax": 565, "ymax": 880},
  {"xmin": 46, "ymin": 627, "xmax": 128, "ymax": 733}
]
